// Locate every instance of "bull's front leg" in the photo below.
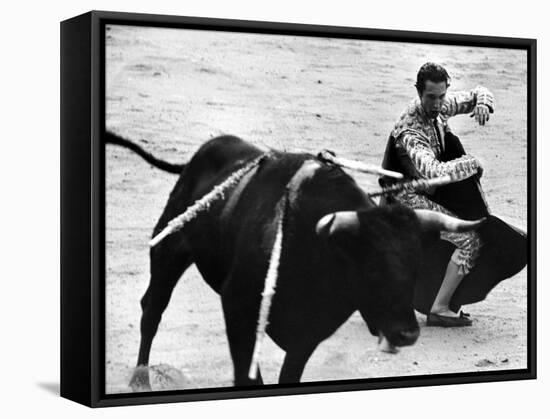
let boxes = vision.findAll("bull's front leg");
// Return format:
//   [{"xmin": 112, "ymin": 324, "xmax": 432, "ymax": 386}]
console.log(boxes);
[
  {"xmin": 279, "ymin": 344, "xmax": 316, "ymax": 384},
  {"xmin": 221, "ymin": 284, "xmax": 265, "ymax": 387}
]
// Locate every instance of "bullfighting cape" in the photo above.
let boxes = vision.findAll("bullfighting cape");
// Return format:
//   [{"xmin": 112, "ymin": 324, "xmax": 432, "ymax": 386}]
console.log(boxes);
[{"xmin": 380, "ymin": 132, "xmax": 527, "ymax": 314}]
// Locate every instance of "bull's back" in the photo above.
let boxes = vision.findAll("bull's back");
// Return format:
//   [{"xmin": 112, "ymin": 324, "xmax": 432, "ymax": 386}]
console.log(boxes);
[
  {"xmin": 205, "ymin": 152, "xmax": 312, "ymax": 290},
  {"xmin": 185, "ymin": 150, "xmax": 317, "ymax": 294},
  {"xmin": 150, "ymin": 136, "xmax": 264, "ymax": 291},
  {"xmin": 185, "ymin": 135, "xmax": 265, "ymax": 199}
]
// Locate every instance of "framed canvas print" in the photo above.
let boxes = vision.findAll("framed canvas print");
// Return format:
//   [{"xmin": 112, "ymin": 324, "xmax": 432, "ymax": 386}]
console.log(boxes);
[{"xmin": 60, "ymin": 10, "xmax": 536, "ymax": 407}]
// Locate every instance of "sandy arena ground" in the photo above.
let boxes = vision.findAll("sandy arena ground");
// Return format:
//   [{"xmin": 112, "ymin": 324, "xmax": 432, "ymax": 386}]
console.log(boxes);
[{"xmin": 105, "ymin": 25, "xmax": 528, "ymax": 394}]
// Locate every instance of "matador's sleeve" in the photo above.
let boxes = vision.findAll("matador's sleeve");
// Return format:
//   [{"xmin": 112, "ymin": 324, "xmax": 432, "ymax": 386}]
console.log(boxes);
[
  {"xmin": 396, "ymin": 130, "xmax": 481, "ymax": 180},
  {"xmin": 441, "ymin": 86, "xmax": 495, "ymax": 117}
]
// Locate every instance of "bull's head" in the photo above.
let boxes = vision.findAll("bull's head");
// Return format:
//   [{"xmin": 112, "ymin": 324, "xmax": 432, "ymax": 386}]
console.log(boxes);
[{"xmin": 316, "ymin": 204, "xmax": 485, "ymax": 354}]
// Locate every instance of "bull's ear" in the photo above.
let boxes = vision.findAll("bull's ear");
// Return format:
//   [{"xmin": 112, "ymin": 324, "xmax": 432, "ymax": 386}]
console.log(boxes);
[{"xmin": 316, "ymin": 211, "xmax": 360, "ymax": 247}]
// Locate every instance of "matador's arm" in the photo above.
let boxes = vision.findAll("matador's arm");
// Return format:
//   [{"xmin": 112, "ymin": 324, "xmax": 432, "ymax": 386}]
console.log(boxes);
[
  {"xmin": 396, "ymin": 130, "xmax": 481, "ymax": 180},
  {"xmin": 441, "ymin": 86, "xmax": 495, "ymax": 117}
]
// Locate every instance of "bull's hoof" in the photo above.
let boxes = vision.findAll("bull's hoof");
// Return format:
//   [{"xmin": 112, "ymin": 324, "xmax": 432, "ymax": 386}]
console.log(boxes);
[
  {"xmin": 378, "ymin": 334, "xmax": 399, "ymax": 354},
  {"xmin": 129, "ymin": 365, "xmax": 152, "ymax": 392}
]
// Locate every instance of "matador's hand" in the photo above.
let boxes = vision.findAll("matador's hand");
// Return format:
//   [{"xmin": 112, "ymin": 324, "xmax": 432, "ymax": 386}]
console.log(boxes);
[{"xmin": 470, "ymin": 104, "xmax": 490, "ymax": 126}]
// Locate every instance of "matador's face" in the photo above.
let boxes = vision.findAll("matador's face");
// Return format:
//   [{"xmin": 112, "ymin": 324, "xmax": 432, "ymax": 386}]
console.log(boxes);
[{"xmin": 418, "ymin": 80, "xmax": 447, "ymax": 120}]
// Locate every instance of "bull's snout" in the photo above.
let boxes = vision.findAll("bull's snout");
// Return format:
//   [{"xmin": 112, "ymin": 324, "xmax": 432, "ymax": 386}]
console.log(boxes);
[
  {"xmin": 378, "ymin": 327, "xmax": 419, "ymax": 354},
  {"xmin": 395, "ymin": 328, "xmax": 420, "ymax": 347}
]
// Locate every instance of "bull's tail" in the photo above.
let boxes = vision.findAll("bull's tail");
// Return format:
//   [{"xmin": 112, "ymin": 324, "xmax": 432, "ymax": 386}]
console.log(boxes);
[{"xmin": 105, "ymin": 131, "xmax": 185, "ymax": 174}]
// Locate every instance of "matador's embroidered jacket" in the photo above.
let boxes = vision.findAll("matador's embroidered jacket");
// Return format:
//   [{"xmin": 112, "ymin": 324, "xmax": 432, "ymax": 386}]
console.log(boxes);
[
  {"xmin": 390, "ymin": 86, "xmax": 495, "ymax": 181},
  {"xmin": 388, "ymin": 86, "xmax": 494, "ymax": 274}
]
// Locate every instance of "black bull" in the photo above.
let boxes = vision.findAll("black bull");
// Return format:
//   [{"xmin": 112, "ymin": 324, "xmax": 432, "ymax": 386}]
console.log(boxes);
[{"xmin": 106, "ymin": 132, "xmax": 523, "ymax": 389}]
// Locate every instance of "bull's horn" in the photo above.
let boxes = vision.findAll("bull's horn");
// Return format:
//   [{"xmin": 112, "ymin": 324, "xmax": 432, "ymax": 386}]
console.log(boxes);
[
  {"xmin": 414, "ymin": 209, "xmax": 486, "ymax": 233},
  {"xmin": 316, "ymin": 211, "xmax": 359, "ymax": 236}
]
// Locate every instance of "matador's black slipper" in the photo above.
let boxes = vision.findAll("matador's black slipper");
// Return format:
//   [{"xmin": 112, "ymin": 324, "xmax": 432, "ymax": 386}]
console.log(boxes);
[{"xmin": 426, "ymin": 311, "xmax": 473, "ymax": 327}]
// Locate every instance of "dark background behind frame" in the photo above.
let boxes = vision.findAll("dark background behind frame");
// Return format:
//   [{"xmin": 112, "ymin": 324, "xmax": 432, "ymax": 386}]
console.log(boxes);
[{"xmin": 61, "ymin": 10, "xmax": 535, "ymax": 408}]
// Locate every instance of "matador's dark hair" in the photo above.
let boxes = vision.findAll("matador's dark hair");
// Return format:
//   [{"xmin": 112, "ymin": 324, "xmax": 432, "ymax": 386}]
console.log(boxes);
[{"xmin": 415, "ymin": 62, "xmax": 451, "ymax": 94}]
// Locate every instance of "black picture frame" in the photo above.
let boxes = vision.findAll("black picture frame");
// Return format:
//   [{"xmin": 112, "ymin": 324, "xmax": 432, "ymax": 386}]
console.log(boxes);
[{"xmin": 61, "ymin": 10, "xmax": 536, "ymax": 408}]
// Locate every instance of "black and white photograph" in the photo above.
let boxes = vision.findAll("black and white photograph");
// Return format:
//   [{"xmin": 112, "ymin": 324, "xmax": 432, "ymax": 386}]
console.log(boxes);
[
  {"xmin": 104, "ymin": 21, "xmax": 530, "ymax": 395},
  {"xmin": 4, "ymin": 0, "xmax": 550, "ymax": 416}
]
